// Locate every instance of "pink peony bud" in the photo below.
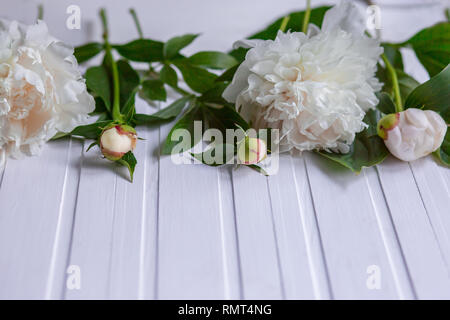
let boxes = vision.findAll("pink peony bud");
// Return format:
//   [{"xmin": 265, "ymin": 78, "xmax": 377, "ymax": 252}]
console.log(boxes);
[
  {"xmin": 237, "ymin": 137, "xmax": 267, "ymax": 165},
  {"xmin": 377, "ymin": 109, "xmax": 447, "ymax": 162},
  {"xmin": 100, "ymin": 124, "xmax": 137, "ymax": 161}
]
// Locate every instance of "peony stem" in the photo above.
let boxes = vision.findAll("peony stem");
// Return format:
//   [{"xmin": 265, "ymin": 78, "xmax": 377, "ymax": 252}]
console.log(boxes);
[
  {"xmin": 37, "ymin": 4, "xmax": 44, "ymax": 20},
  {"xmin": 100, "ymin": 9, "xmax": 122, "ymax": 122},
  {"xmin": 129, "ymin": 8, "xmax": 144, "ymax": 39},
  {"xmin": 302, "ymin": 0, "xmax": 311, "ymax": 34},
  {"xmin": 279, "ymin": 16, "xmax": 290, "ymax": 32},
  {"xmin": 381, "ymin": 54, "xmax": 403, "ymax": 112}
]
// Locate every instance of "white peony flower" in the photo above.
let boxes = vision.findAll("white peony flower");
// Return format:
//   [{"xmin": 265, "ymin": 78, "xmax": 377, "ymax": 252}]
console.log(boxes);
[
  {"xmin": 378, "ymin": 109, "xmax": 447, "ymax": 162},
  {"xmin": 0, "ymin": 20, "xmax": 95, "ymax": 167},
  {"xmin": 223, "ymin": 0, "xmax": 383, "ymax": 153}
]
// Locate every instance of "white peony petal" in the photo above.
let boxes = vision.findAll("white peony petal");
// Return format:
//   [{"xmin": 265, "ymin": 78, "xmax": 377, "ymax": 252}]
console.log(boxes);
[{"xmin": 321, "ymin": 0, "xmax": 365, "ymax": 37}]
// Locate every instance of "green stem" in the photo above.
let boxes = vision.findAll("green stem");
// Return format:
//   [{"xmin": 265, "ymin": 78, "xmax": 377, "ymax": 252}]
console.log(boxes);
[
  {"xmin": 129, "ymin": 8, "xmax": 144, "ymax": 38},
  {"xmin": 302, "ymin": 0, "xmax": 311, "ymax": 34},
  {"xmin": 279, "ymin": 16, "xmax": 290, "ymax": 32},
  {"xmin": 381, "ymin": 54, "xmax": 403, "ymax": 112},
  {"xmin": 37, "ymin": 4, "xmax": 43, "ymax": 20},
  {"xmin": 100, "ymin": 9, "xmax": 122, "ymax": 122}
]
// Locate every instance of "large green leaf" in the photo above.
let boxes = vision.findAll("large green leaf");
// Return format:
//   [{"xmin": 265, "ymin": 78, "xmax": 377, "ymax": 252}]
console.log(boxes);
[
  {"xmin": 162, "ymin": 101, "xmax": 249, "ymax": 155},
  {"xmin": 375, "ymin": 92, "xmax": 396, "ymax": 115},
  {"xmin": 85, "ymin": 66, "xmax": 111, "ymax": 111},
  {"xmin": 69, "ymin": 120, "xmax": 113, "ymax": 140},
  {"xmin": 382, "ymin": 43, "xmax": 404, "ymax": 70},
  {"xmin": 188, "ymin": 51, "xmax": 238, "ymax": 70},
  {"xmin": 402, "ymin": 22, "xmax": 450, "ymax": 77},
  {"xmin": 434, "ymin": 130, "xmax": 450, "ymax": 166},
  {"xmin": 114, "ymin": 39, "xmax": 164, "ymax": 62},
  {"xmin": 74, "ymin": 42, "xmax": 103, "ymax": 64},
  {"xmin": 163, "ymin": 34, "xmax": 198, "ymax": 59},
  {"xmin": 173, "ymin": 60, "xmax": 218, "ymax": 93},
  {"xmin": 160, "ymin": 64, "xmax": 178, "ymax": 87},
  {"xmin": 117, "ymin": 60, "xmax": 140, "ymax": 107},
  {"xmin": 140, "ymin": 79, "xmax": 167, "ymax": 102},
  {"xmin": 134, "ymin": 95, "xmax": 192, "ymax": 125},
  {"xmin": 377, "ymin": 66, "xmax": 420, "ymax": 104},
  {"xmin": 318, "ymin": 109, "xmax": 389, "ymax": 173},
  {"xmin": 229, "ymin": 6, "xmax": 331, "ymax": 61},
  {"xmin": 191, "ymin": 143, "xmax": 236, "ymax": 166},
  {"xmin": 404, "ymin": 64, "xmax": 450, "ymax": 122}
]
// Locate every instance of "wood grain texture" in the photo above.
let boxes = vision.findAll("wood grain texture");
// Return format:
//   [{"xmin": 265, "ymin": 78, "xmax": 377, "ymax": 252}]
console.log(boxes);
[{"xmin": 0, "ymin": 0, "xmax": 449, "ymax": 299}]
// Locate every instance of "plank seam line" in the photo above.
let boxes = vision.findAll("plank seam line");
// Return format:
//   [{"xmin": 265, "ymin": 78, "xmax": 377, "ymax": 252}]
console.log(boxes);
[
  {"xmin": 138, "ymin": 129, "xmax": 150, "ymax": 299},
  {"xmin": 365, "ymin": 168, "xmax": 415, "ymax": 299},
  {"xmin": 374, "ymin": 166, "xmax": 418, "ymax": 299},
  {"xmin": 265, "ymin": 177, "xmax": 286, "ymax": 299},
  {"xmin": 408, "ymin": 162, "xmax": 450, "ymax": 278},
  {"xmin": 45, "ymin": 138, "xmax": 73, "ymax": 299},
  {"xmin": 106, "ymin": 172, "xmax": 119, "ymax": 298},
  {"xmin": 153, "ymin": 124, "xmax": 162, "ymax": 300},
  {"xmin": 229, "ymin": 169, "xmax": 245, "ymax": 299},
  {"xmin": 216, "ymin": 168, "xmax": 231, "ymax": 299},
  {"xmin": 0, "ymin": 163, "xmax": 5, "ymax": 189},
  {"xmin": 61, "ymin": 140, "xmax": 85, "ymax": 300},
  {"xmin": 297, "ymin": 156, "xmax": 334, "ymax": 300}
]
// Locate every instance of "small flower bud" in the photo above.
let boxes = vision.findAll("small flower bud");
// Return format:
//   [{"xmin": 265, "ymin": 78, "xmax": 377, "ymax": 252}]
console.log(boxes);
[
  {"xmin": 377, "ymin": 109, "xmax": 447, "ymax": 162},
  {"xmin": 237, "ymin": 137, "xmax": 267, "ymax": 165},
  {"xmin": 100, "ymin": 124, "xmax": 137, "ymax": 161}
]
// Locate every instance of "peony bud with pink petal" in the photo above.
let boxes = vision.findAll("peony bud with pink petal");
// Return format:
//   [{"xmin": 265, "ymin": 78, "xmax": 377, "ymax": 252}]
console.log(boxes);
[
  {"xmin": 377, "ymin": 109, "xmax": 446, "ymax": 162},
  {"xmin": 237, "ymin": 137, "xmax": 267, "ymax": 165},
  {"xmin": 100, "ymin": 124, "xmax": 137, "ymax": 161}
]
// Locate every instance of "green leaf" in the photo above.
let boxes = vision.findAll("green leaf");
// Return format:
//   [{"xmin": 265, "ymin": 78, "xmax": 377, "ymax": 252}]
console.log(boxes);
[
  {"xmin": 404, "ymin": 64, "xmax": 450, "ymax": 122},
  {"xmin": 162, "ymin": 99, "xmax": 250, "ymax": 155},
  {"xmin": 216, "ymin": 64, "xmax": 239, "ymax": 82},
  {"xmin": 377, "ymin": 66, "xmax": 419, "ymax": 103},
  {"xmin": 173, "ymin": 60, "xmax": 218, "ymax": 93},
  {"xmin": 198, "ymin": 82, "xmax": 229, "ymax": 104},
  {"xmin": 317, "ymin": 109, "xmax": 389, "ymax": 173},
  {"xmin": 140, "ymin": 79, "xmax": 167, "ymax": 102},
  {"xmin": 402, "ymin": 22, "xmax": 450, "ymax": 77},
  {"xmin": 74, "ymin": 42, "xmax": 103, "ymax": 64},
  {"xmin": 247, "ymin": 164, "xmax": 269, "ymax": 176},
  {"xmin": 229, "ymin": 6, "xmax": 331, "ymax": 61},
  {"xmin": 382, "ymin": 43, "xmax": 404, "ymax": 70},
  {"xmin": 191, "ymin": 143, "xmax": 236, "ymax": 166},
  {"xmin": 376, "ymin": 92, "xmax": 396, "ymax": 115},
  {"xmin": 162, "ymin": 99, "xmax": 203, "ymax": 155},
  {"xmin": 434, "ymin": 130, "xmax": 450, "ymax": 166},
  {"xmin": 122, "ymin": 88, "xmax": 138, "ymax": 123},
  {"xmin": 117, "ymin": 60, "xmax": 140, "ymax": 107},
  {"xmin": 134, "ymin": 95, "xmax": 192, "ymax": 125},
  {"xmin": 86, "ymin": 66, "xmax": 111, "ymax": 111},
  {"xmin": 163, "ymin": 34, "xmax": 198, "ymax": 59},
  {"xmin": 117, "ymin": 151, "xmax": 137, "ymax": 182},
  {"xmin": 114, "ymin": 39, "xmax": 164, "ymax": 62},
  {"xmin": 188, "ymin": 51, "xmax": 238, "ymax": 70},
  {"xmin": 160, "ymin": 64, "xmax": 178, "ymax": 87},
  {"xmin": 70, "ymin": 120, "xmax": 113, "ymax": 140}
]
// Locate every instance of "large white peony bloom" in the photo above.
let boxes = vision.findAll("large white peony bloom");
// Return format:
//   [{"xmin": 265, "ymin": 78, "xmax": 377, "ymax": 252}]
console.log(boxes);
[
  {"xmin": 0, "ymin": 20, "xmax": 94, "ymax": 167},
  {"xmin": 223, "ymin": 0, "xmax": 383, "ymax": 153}
]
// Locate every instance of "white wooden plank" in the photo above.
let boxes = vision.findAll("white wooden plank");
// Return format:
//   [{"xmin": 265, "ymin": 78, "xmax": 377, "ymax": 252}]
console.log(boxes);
[
  {"xmin": 377, "ymin": 157, "xmax": 450, "ymax": 299},
  {"xmin": 231, "ymin": 169, "xmax": 284, "ymax": 299},
  {"xmin": 0, "ymin": 139, "xmax": 78, "ymax": 299},
  {"xmin": 303, "ymin": 153, "xmax": 412, "ymax": 299},
  {"xmin": 265, "ymin": 155, "xmax": 331, "ymax": 299},
  {"xmin": 155, "ymin": 102, "xmax": 239, "ymax": 299}
]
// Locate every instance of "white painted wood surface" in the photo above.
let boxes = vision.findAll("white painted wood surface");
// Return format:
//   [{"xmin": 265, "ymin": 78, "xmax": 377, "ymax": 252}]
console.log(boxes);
[{"xmin": 0, "ymin": 0, "xmax": 449, "ymax": 299}]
